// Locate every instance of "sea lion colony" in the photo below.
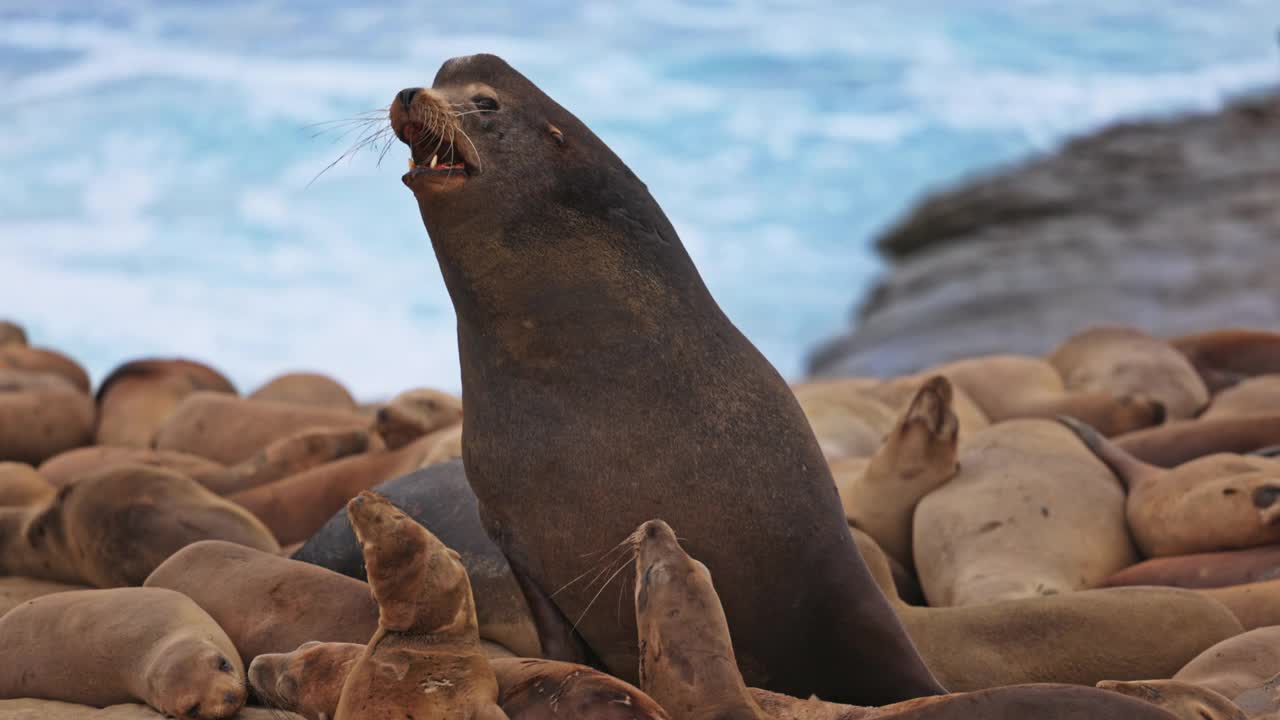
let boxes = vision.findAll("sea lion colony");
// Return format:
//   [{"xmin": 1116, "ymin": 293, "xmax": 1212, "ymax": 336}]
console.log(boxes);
[{"xmin": 3, "ymin": 54, "xmax": 1280, "ymax": 719}]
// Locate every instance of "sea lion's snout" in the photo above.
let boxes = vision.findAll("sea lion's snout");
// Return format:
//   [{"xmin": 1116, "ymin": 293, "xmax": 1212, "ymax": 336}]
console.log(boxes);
[
  {"xmin": 396, "ymin": 88, "xmax": 420, "ymax": 114},
  {"xmin": 391, "ymin": 85, "xmax": 478, "ymax": 190}
]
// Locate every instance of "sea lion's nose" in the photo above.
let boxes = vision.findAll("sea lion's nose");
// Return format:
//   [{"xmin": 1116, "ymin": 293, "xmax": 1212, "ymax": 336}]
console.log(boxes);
[{"xmin": 397, "ymin": 88, "xmax": 420, "ymax": 110}]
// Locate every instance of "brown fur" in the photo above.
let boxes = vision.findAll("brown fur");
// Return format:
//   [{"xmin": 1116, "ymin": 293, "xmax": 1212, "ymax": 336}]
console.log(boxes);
[
  {"xmin": 0, "ymin": 345, "xmax": 90, "ymax": 393},
  {"xmin": 0, "ymin": 321, "xmax": 26, "ymax": 347},
  {"xmin": 913, "ymin": 418, "xmax": 1137, "ymax": 605},
  {"xmin": 1105, "ymin": 545, "xmax": 1280, "ymax": 589},
  {"xmin": 793, "ymin": 381, "xmax": 899, "ymax": 460},
  {"xmin": 0, "ymin": 587, "xmax": 246, "ymax": 719},
  {"xmin": 1095, "ymin": 680, "xmax": 1246, "ymax": 720},
  {"xmin": 1171, "ymin": 329, "xmax": 1280, "ymax": 393},
  {"xmin": 153, "ymin": 392, "xmax": 370, "ymax": 465},
  {"xmin": 94, "ymin": 359, "xmax": 236, "ymax": 448},
  {"xmin": 0, "ymin": 464, "xmax": 279, "ymax": 586},
  {"xmin": 1199, "ymin": 579, "xmax": 1280, "ymax": 630},
  {"xmin": 0, "ymin": 576, "xmax": 88, "ymax": 617},
  {"xmin": 144, "ymin": 540, "xmax": 380, "ymax": 663},
  {"xmin": 39, "ymin": 446, "xmax": 228, "ymax": 489},
  {"xmin": 374, "ymin": 387, "xmax": 463, "ymax": 450},
  {"xmin": 0, "ymin": 462, "xmax": 53, "ymax": 506},
  {"xmin": 1116, "ymin": 416, "xmax": 1280, "ymax": 467},
  {"xmin": 249, "ymin": 372, "xmax": 357, "ymax": 412},
  {"xmin": 1204, "ymin": 375, "xmax": 1280, "ymax": 420},
  {"xmin": 0, "ymin": 701, "xmax": 302, "ymax": 719},
  {"xmin": 1173, "ymin": 627, "xmax": 1280, "ymax": 699},
  {"xmin": 0, "ymin": 384, "xmax": 94, "ymax": 464},
  {"xmin": 332, "ymin": 491, "xmax": 506, "ymax": 720}
]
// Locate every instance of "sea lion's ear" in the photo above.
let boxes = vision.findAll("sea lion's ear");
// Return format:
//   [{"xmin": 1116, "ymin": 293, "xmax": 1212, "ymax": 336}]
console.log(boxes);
[{"xmin": 548, "ymin": 123, "xmax": 564, "ymax": 146}]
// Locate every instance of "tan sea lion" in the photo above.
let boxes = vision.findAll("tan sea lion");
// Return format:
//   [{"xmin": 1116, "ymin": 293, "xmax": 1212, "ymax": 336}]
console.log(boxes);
[
  {"xmin": 1061, "ymin": 416, "xmax": 1280, "ymax": 557},
  {"xmin": 793, "ymin": 381, "xmax": 899, "ymax": 460},
  {"xmin": 1116, "ymin": 416, "xmax": 1280, "ymax": 467},
  {"xmin": 913, "ymin": 418, "xmax": 1137, "ymax": 606},
  {"xmin": 0, "ymin": 700, "xmax": 302, "ymax": 719},
  {"xmin": 0, "ymin": 321, "xmax": 26, "ymax": 347},
  {"xmin": 1199, "ymin": 579, "xmax": 1280, "ymax": 630},
  {"xmin": 1172, "ymin": 627, "xmax": 1280, "ymax": 699},
  {"xmin": 0, "ymin": 382, "xmax": 94, "ymax": 465},
  {"xmin": 0, "ymin": 587, "xmax": 246, "ymax": 719},
  {"xmin": 1204, "ymin": 375, "xmax": 1280, "ymax": 420},
  {"xmin": 1096, "ymin": 680, "xmax": 1247, "ymax": 720},
  {"xmin": 331, "ymin": 491, "xmax": 506, "ymax": 720},
  {"xmin": 0, "ymin": 462, "xmax": 53, "ymax": 506},
  {"xmin": 144, "ymin": 540, "xmax": 379, "ymax": 663},
  {"xmin": 154, "ymin": 392, "xmax": 370, "ymax": 465},
  {"xmin": 833, "ymin": 376, "xmax": 959, "ymax": 569},
  {"xmin": 249, "ymin": 372, "xmax": 357, "ymax": 412},
  {"xmin": 1105, "ymin": 545, "xmax": 1280, "ymax": 589},
  {"xmin": 850, "ymin": 527, "xmax": 1241, "ymax": 691},
  {"xmin": 0, "ymin": 576, "xmax": 88, "ymax": 617},
  {"xmin": 390, "ymin": 54, "xmax": 942, "ymax": 703},
  {"xmin": 0, "ymin": 463, "xmax": 279, "ymax": 586},
  {"xmin": 0, "ymin": 345, "xmax": 90, "ymax": 393},
  {"xmin": 38, "ymin": 446, "xmax": 228, "ymax": 489},
  {"xmin": 94, "ymin": 358, "xmax": 236, "ymax": 448},
  {"xmin": 1048, "ymin": 326, "xmax": 1209, "ymax": 420},
  {"xmin": 1171, "ymin": 329, "xmax": 1280, "ymax": 393},
  {"xmin": 632, "ymin": 518, "xmax": 1181, "ymax": 720},
  {"xmin": 373, "ymin": 387, "xmax": 463, "ymax": 450}
]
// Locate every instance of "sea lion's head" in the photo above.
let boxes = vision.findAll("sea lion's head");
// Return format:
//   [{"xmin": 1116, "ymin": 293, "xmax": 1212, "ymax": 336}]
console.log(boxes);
[
  {"xmin": 249, "ymin": 641, "xmax": 362, "ymax": 719},
  {"xmin": 882, "ymin": 375, "xmax": 960, "ymax": 489},
  {"xmin": 149, "ymin": 636, "xmax": 246, "ymax": 720},
  {"xmin": 374, "ymin": 388, "xmax": 463, "ymax": 450}
]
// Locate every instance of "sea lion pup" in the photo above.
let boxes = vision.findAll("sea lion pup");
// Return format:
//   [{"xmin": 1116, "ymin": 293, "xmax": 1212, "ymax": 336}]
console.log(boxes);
[
  {"xmin": 332, "ymin": 491, "xmax": 507, "ymax": 720},
  {"xmin": 1171, "ymin": 328, "xmax": 1280, "ymax": 393},
  {"xmin": 1116, "ymin": 416, "xmax": 1280, "ymax": 467},
  {"xmin": 250, "ymin": 643, "xmax": 667, "ymax": 720},
  {"xmin": 849, "ymin": 527, "xmax": 1241, "ymax": 692},
  {"xmin": 1204, "ymin": 375, "xmax": 1280, "ymax": 419},
  {"xmin": 373, "ymin": 387, "xmax": 463, "ymax": 450},
  {"xmin": 1096, "ymin": 681, "xmax": 1247, "ymax": 720},
  {"xmin": 0, "ymin": 576, "xmax": 87, "ymax": 616},
  {"xmin": 292, "ymin": 460, "xmax": 541, "ymax": 658},
  {"xmin": 1060, "ymin": 416, "xmax": 1280, "ymax": 557},
  {"xmin": 0, "ymin": 344, "xmax": 90, "ymax": 393},
  {"xmin": 0, "ymin": 378, "xmax": 94, "ymax": 464},
  {"xmin": 0, "ymin": 462, "xmax": 53, "ymax": 506},
  {"xmin": 832, "ymin": 376, "xmax": 959, "ymax": 569},
  {"xmin": 154, "ymin": 392, "xmax": 370, "ymax": 465},
  {"xmin": 249, "ymin": 372, "xmax": 357, "ymax": 412},
  {"xmin": 0, "ymin": 320, "xmax": 25, "ymax": 346},
  {"xmin": 145, "ymin": 540, "xmax": 380, "ymax": 663},
  {"xmin": 389, "ymin": 54, "xmax": 942, "ymax": 703},
  {"xmin": 1106, "ymin": 545, "xmax": 1280, "ymax": 589},
  {"xmin": 1047, "ymin": 325, "xmax": 1210, "ymax": 421},
  {"xmin": 632, "ymin": 519, "xmax": 1182, "ymax": 720},
  {"xmin": 913, "ymin": 418, "xmax": 1137, "ymax": 606},
  {"xmin": 913, "ymin": 353, "xmax": 1165, "ymax": 436},
  {"xmin": 94, "ymin": 358, "xmax": 236, "ymax": 447},
  {"xmin": 0, "ymin": 587, "xmax": 247, "ymax": 719},
  {"xmin": 0, "ymin": 463, "xmax": 279, "ymax": 587}
]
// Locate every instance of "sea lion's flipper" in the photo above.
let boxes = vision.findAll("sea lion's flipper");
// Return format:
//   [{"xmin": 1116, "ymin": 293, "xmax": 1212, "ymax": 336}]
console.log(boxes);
[
  {"xmin": 1116, "ymin": 415, "xmax": 1280, "ymax": 467},
  {"xmin": 1057, "ymin": 415, "xmax": 1163, "ymax": 492}
]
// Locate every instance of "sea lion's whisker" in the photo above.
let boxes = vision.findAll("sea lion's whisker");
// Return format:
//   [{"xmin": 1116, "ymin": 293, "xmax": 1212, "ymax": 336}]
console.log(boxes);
[
  {"xmin": 454, "ymin": 126, "xmax": 484, "ymax": 174},
  {"xmin": 552, "ymin": 539, "xmax": 635, "ymax": 597},
  {"xmin": 571, "ymin": 550, "xmax": 635, "ymax": 632}
]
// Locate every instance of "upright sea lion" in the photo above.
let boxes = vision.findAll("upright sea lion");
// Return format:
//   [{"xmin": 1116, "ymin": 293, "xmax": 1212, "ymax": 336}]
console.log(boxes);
[
  {"xmin": 1171, "ymin": 329, "xmax": 1280, "ymax": 393},
  {"xmin": 1105, "ymin": 545, "xmax": 1280, "ymax": 589},
  {"xmin": 0, "ymin": 321, "xmax": 25, "ymax": 346},
  {"xmin": 0, "ymin": 381, "xmax": 94, "ymax": 465},
  {"xmin": 332, "ymin": 491, "xmax": 506, "ymax": 720},
  {"xmin": 389, "ymin": 53, "xmax": 941, "ymax": 703},
  {"xmin": 0, "ymin": 462, "xmax": 53, "ymax": 506},
  {"xmin": 1061, "ymin": 417, "xmax": 1280, "ymax": 557},
  {"xmin": 0, "ymin": 464, "xmax": 279, "ymax": 586},
  {"xmin": 0, "ymin": 587, "xmax": 246, "ymax": 719},
  {"xmin": 249, "ymin": 372, "xmax": 357, "ymax": 412},
  {"xmin": 1095, "ymin": 681, "xmax": 1247, "ymax": 720},
  {"xmin": 1203, "ymin": 375, "xmax": 1280, "ymax": 419},
  {"xmin": 1116, "ymin": 416, "xmax": 1280, "ymax": 467},
  {"xmin": 0, "ymin": 345, "xmax": 90, "ymax": 393},
  {"xmin": 913, "ymin": 418, "xmax": 1137, "ymax": 606},
  {"xmin": 1048, "ymin": 326, "xmax": 1209, "ymax": 421},
  {"xmin": 292, "ymin": 460, "xmax": 541, "ymax": 658},
  {"xmin": 373, "ymin": 387, "xmax": 463, "ymax": 450},
  {"xmin": 94, "ymin": 358, "xmax": 236, "ymax": 447},
  {"xmin": 833, "ymin": 376, "xmax": 959, "ymax": 569}
]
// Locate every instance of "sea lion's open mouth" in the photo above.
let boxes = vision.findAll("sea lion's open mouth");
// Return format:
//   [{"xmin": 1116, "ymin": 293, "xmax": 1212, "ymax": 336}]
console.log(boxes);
[
  {"xmin": 390, "ymin": 87, "xmax": 478, "ymax": 193},
  {"xmin": 403, "ymin": 122, "xmax": 470, "ymax": 180}
]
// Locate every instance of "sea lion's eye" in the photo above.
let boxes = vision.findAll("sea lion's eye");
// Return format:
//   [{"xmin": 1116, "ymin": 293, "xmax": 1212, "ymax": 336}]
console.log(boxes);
[
  {"xmin": 217, "ymin": 657, "xmax": 232, "ymax": 672},
  {"xmin": 472, "ymin": 95, "xmax": 499, "ymax": 112}
]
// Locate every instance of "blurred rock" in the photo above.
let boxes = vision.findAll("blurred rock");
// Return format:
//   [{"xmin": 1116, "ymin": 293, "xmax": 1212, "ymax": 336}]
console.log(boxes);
[{"xmin": 809, "ymin": 88, "xmax": 1280, "ymax": 379}]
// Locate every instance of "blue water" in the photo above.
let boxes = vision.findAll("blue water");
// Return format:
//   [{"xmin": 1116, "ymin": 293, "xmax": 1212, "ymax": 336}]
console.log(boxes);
[{"xmin": 1, "ymin": 1, "xmax": 1276, "ymax": 398}]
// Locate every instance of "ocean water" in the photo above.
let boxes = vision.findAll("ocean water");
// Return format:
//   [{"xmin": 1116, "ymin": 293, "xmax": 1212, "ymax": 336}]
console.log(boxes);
[{"xmin": 1, "ymin": 1, "xmax": 1276, "ymax": 399}]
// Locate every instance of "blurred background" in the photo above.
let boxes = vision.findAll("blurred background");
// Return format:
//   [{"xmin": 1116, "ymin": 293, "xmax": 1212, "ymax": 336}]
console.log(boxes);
[{"xmin": 2, "ymin": 1, "xmax": 1277, "ymax": 399}]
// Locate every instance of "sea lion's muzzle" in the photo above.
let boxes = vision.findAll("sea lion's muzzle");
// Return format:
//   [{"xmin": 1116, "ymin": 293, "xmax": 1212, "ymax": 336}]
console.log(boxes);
[{"xmin": 390, "ymin": 87, "xmax": 478, "ymax": 192}]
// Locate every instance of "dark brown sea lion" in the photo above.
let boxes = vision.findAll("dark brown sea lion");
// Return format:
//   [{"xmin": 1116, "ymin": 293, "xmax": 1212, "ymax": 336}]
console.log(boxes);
[
  {"xmin": 0, "ymin": 462, "xmax": 53, "ymax": 506},
  {"xmin": 249, "ymin": 372, "xmax": 357, "ymax": 412},
  {"xmin": 94, "ymin": 358, "xmax": 236, "ymax": 447},
  {"xmin": 1048, "ymin": 325, "xmax": 1209, "ymax": 421},
  {"xmin": 1171, "ymin": 329, "xmax": 1280, "ymax": 393},
  {"xmin": 1095, "ymin": 681, "xmax": 1247, "ymax": 720},
  {"xmin": 0, "ymin": 381, "xmax": 94, "ymax": 465},
  {"xmin": 0, "ymin": 321, "xmax": 26, "ymax": 346},
  {"xmin": 0, "ymin": 587, "xmax": 246, "ymax": 719},
  {"xmin": 1105, "ymin": 545, "xmax": 1280, "ymax": 589},
  {"xmin": 331, "ymin": 491, "xmax": 506, "ymax": 720},
  {"xmin": 0, "ymin": 464, "xmax": 279, "ymax": 586},
  {"xmin": 1116, "ymin": 416, "xmax": 1280, "ymax": 467},
  {"xmin": 388, "ymin": 53, "xmax": 941, "ymax": 703},
  {"xmin": 0, "ymin": 345, "xmax": 90, "ymax": 393}
]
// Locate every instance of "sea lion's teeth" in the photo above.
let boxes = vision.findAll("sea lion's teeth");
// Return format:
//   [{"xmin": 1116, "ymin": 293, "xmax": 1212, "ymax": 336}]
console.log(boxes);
[
  {"xmin": 409, "ymin": 158, "xmax": 416, "ymax": 170},
  {"xmin": 430, "ymin": 154, "xmax": 439, "ymax": 169}
]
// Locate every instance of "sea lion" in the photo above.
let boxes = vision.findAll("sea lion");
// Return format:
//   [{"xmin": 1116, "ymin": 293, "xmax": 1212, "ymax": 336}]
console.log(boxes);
[
  {"xmin": 0, "ymin": 321, "xmax": 25, "ymax": 346},
  {"xmin": 792, "ymin": 380, "xmax": 899, "ymax": 460},
  {"xmin": 249, "ymin": 372, "xmax": 357, "ymax": 412},
  {"xmin": 94, "ymin": 358, "xmax": 236, "ymax": 448},
  {"xmin": 0, "ymin": 462, "xmax": 53, "ymax": 506},
  {"xmin": 1116, "ymin": 416, "xmax": 1280, "ymax": 467},
  {"xmin": 1047, "ymin": 326, "xmax": 1209, "ymax": 420},
  {"xmin": 373, "ymin": 387, "xmax": 463, "ymax": 450},
  {"xmin": 913, "ymin": 418, "xmax": 1137, "ymax": 606},
  {"xmin": 153, "ymin": 392, "xmax": 370, "ymax": 465},
  {"xmin": 0, "ymin": 576, "xmax": 87, "ymax": 617},
  {"xmin": 1095, "ymin": 681, "xmax": 1247, "ymax": 720},
  {"xmin": 632, "ymin": 518, "xmax": 1181, "ymax": 720},
  {"xmin": 833, "ymin": 376, "xmax": 959, "ymax": 569},
  {"xmin": 0, "ymin": 587, "xmax": 246, "ymax": 719},
  {"xmin": 1171, "ymin": 329, "xmax": 1280, "ymax": 393},
  {"xmin": 1172, "ymin": 627, "xmax": 1280, "ymax": 699},
  {"xmin": 0, "ymin": 382, "xmax": 94, "ymax": 465},
  {"xmin": 144, "ymin": 540, "xmax": 380, "ymax": 663},
  {"xmin": 1061, "ymin": 416, "xmax": 1280, "ymax": 557},
  {"xmin": 292, "ymin": 460, "xmax": 541, "ymax": 658},
  {"xmin": 913, "ymin": 353, "xmax": 1165, "ymax": 436},
  {"xmin": 1105, "ymin": 545, "xmax": 1280, "ymax": 589},
  {"xmin": 0, "ymin": 345, "xmax": 90, "ymax": 393},
  {"xmin": 1233, "ymin": 673, "xmax": 1280, "ymax": 717},
  {"xmin": 1199, "ymin": 579, "xmax": 1280, "ymax": 630},
  {"xmin": 0, "ymin": 463, "xmax": 279, "ymax": 587},
  {"xmin": 331, "ymin": 491, "xmax": 507, "ymax": 720},
  {"xmin": 0, "ymin": 701, "xmax": 303, "ymax": 719},
  {"xmin": 38, "ymin": 446, "xmax": 228, "ymax": 489},
  {"xmin": 849, "ymin": 527, "xmax": 1241, "ymax": 691},
  {"xmin": 1204, "ymin": 375, "xmax": 1280, "ymax": 419},
  {"xmin": 389, "ymin": 53, "xmax": 942, "ymax": 703}
]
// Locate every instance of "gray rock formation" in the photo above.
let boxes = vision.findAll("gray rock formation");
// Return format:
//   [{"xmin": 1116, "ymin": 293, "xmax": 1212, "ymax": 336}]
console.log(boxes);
[{"xmin": 809, "ymin": 88, "xmax": 1280, "ymax": 379}]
